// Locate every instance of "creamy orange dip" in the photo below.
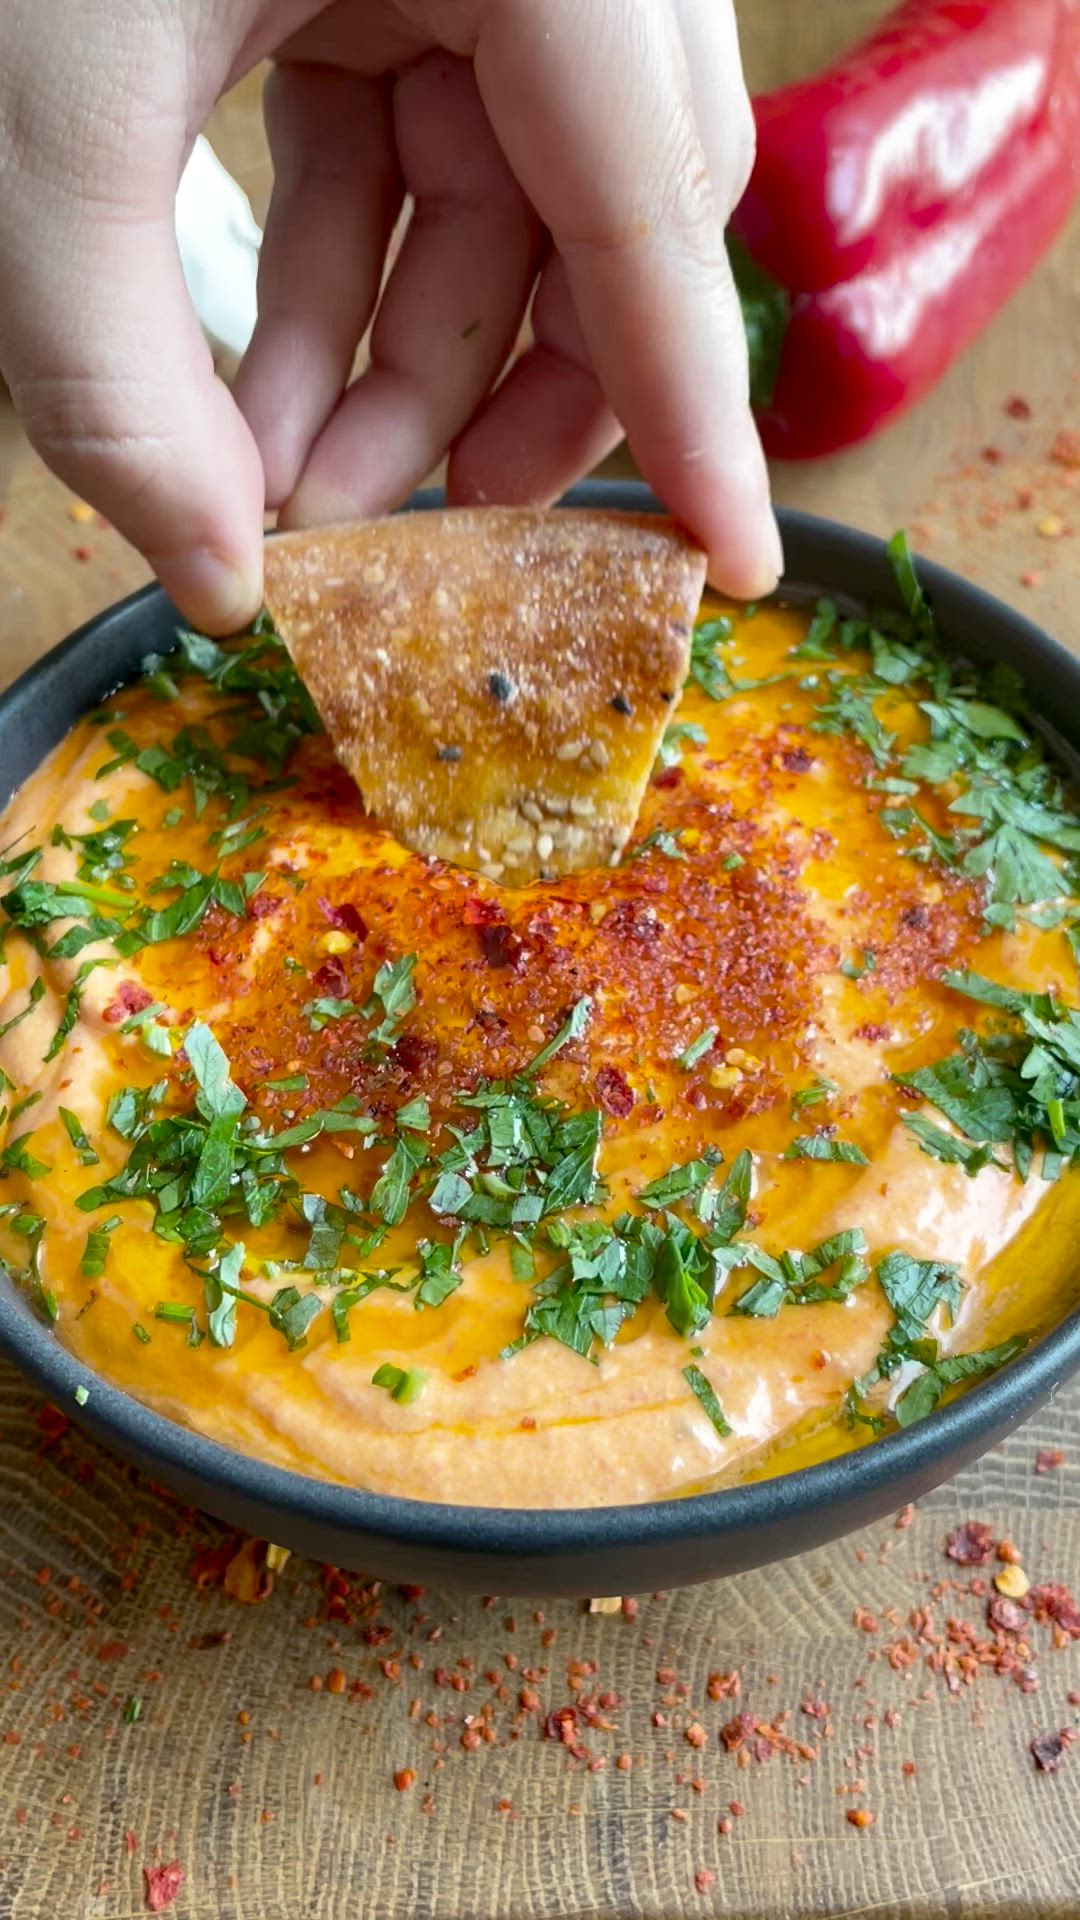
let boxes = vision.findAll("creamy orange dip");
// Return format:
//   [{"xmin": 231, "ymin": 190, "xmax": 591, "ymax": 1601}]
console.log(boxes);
[{"xmin": 2, "ymin": 572, "xmax": 1079, "ymax": 1508}]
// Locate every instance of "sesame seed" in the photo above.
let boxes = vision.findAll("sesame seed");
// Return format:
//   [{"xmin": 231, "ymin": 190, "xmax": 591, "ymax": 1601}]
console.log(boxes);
[{"xmin": 993, "ymin": 1564, "xmax": 1030, "ymax": 1599}]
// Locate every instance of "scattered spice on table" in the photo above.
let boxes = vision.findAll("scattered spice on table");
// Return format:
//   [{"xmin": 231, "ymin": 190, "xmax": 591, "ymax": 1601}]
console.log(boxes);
[
  {"xmin": 1030, "ymin": 1730, "xmax": 1075, "ymax": 1772},
  {"xmin": 909, "ymin": 385, "xmax": 1080, "ymax": 595},
  {"xmin": 143, "ymin": 1861, "xmax": 184, "ymax": 1912},
  {"xmin": 1, "ymin": 1394, "xmax": 1077, "ymax": 1909}
]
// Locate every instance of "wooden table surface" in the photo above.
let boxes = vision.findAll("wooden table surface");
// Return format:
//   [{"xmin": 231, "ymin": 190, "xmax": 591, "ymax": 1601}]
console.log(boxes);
[{"xmin": 1, "ymin": 8, "xmax": 1078, "ymax": 1916}]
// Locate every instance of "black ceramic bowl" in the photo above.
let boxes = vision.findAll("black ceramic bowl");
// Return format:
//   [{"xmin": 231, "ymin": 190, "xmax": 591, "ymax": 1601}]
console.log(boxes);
[{"xmin": 2, "ymin": 482, "xmax": 1079, "ymax": 1596}]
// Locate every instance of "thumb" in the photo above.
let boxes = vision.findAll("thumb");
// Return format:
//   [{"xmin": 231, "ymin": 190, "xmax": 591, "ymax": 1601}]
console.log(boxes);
[{"xmin": 0, "ymin": 105, "xmax": 264, "ymax": 634}]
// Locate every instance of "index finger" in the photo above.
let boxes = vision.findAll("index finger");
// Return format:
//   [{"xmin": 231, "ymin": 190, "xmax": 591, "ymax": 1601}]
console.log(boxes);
[{"xmin": 471, "ymin": 0, "xmax": 781, "ymax": 598}]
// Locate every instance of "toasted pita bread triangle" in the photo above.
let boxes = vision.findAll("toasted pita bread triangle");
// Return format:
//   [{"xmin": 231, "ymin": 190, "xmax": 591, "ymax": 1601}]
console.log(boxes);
[{"xmin": 262, "ymin": 508, "xmax": 706, "ymax": 884}]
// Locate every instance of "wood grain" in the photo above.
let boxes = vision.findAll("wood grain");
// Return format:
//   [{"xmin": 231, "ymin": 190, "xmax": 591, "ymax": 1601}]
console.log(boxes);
[{"xmin": 1, "ymin": 5, "xmax": 1079, "ymax": 1914}]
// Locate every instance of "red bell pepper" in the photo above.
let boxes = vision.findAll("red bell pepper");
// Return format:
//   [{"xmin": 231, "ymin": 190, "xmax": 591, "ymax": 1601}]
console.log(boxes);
[{"xmin": 731, "ymin": 0, "xmax": 1080, "ymax": 459}]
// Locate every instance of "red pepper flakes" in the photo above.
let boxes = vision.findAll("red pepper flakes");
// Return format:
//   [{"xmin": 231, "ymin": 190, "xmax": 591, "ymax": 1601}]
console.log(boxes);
[
  {"xmin": 311, "ymin": 954, "xmax": 349, "ymax": 998},
  {"xmin": 1030, "ymin": 1731, "xmax": 1074, "ymax": 1773},
  {"xmin": 707, "ymin": 1669, "xmax": 741, "ymax": 1702},
  {"xmin": 318, "ymin": 898, "xmax": 368, "ymax": 939},
  {"xmin": 102, "ymin": 981, "xmax": 153, "ymax": 1026},
  {"xmin": 1005, "ymin": 395, "xmax": 1033, "ymax": 420},
  {"xmin": 35, "ymin": 1404, "xmax": 71, "ymax": 1447},
  {"xmin": 1035, "ymin": 1448, "xmax": 1066, "ymax": 1474},
  {"xmin": 684, "ymin": 1722, "xmax": 707, "ymax": 1749},
  {"xmin": 1029, "ymin": 1584, "xmax": 1080, "ymax": 1638},
  {"xmin": 247, "ymin": 891, "xmax": 283, "ymax": 921},
  {"xmin": 326, "ymin": 1667, "xmax": 347, "ymax": 1695},
  {"xmin": 846, "ymin": 1808, "xmax": 875, "ymax": 1829},
  {"xmin": 945, "ymin": 1521, "xmax": 995, "ymax": 1566},
  {"xmin": 143, "ymin": 1861, "xmax": 184, "ymax": 1912},
  {"xmin": 394, "ymin": 1768, "xmax": 417, "ymax": 1792},
  {"xmin": 694, "ymin": 1868, "xmax": 717, "ymax": 1893},
  {"xmin": 1050, "ymin": 430, "xmax": 1080, "ymax": 468},
  {"xmin": 594, "ymin": 1064, "xmax": 635, "ymax": 1117},
  {"xmin": 477, "ymin": 921, "xmax": 525, "ymax": 970}
]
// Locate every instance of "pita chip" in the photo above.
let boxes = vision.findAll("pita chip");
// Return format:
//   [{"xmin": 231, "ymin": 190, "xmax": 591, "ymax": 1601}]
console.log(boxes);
[{"xmin": 262, "ymin": 507, "xmax": 706, "ymax": 884}]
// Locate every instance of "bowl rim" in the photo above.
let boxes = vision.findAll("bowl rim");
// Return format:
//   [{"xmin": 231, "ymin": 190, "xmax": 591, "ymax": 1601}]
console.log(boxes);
[{"xmin": 2, "ymin": 482, "xmax": 1079, "ymax": 1556}]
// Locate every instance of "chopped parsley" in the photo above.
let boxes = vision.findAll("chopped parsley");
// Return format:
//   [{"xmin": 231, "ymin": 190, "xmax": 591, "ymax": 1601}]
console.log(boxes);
[
  {"xmin": 732, "ymin": 1229, "xmax": 869, "ymax": 1318},
  {"xmin": 656, "ymin": 722, "xmax": 707, "ymax": 770},
  {"xmin": 792, "ymin": 1077, "xmax": 838, "ymax": 1113},
  {"xmin": 845, "ymin": 1246, "xmax": 1018, "ymax": 1431},
  {"xmin": 303, "ymin": 995, "xmax": 360, "ymax": 1031},
  {"xmin": 372, "ymin": 1363, "xmax": 427, "ymax": 1404},
  {"xmin": 893, "ymin": 1335, "xmax": 1027, "ymax": 1426},
  {"xmin": 363, "ymin": 954, "xmax": 417, "ymax": 1050},
  {"xmin": 896, "ymin": 969, "xmax": 1080, "ymax": 1179},
  {"xmin": 784, "ymin": 532, "xmax": 1080, "ymax": 931},
  {"xmin": 682, "ymin": 1364, "xmax": 732, "ymax": 1437},
  {"xmin": 675, "ymin": 1027, "xmax": 717, "ymax": 1072},
  {"xmin": 0, "ymin": 1133, "xmax": 50, "ymax": 1180},
  {"xmin": 638, "ymin": 1150, "xmax": 722, "ymax": 1212},
  {"xmin": 625, "ymin": 828, "xmax": 687, "ymax": 862},
  {"xmin": 523, "ymin": 996, "xmax": 592, "ymax": 1074},
  {"xmin": 80, "ymin": 1215, "xmax": 121, "ymax": 1279},
  {"xmin": 0, "ymin": 976, "xmax": 44, "ymax": 1042},
  {"xmin": 688, "ymin": 617, "xmax": 787, "ymax": 703},
  {"xmin": 60, "ymin": 1107, "xmax": 99, "ymax": 1165},
  {"xmin": 782, "ymin": 1136, "xmax": 868, "ymax": 1165}
]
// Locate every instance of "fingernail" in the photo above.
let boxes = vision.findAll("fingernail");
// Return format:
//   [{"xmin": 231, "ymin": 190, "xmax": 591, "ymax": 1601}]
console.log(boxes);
[
  {"xmin": 705, "ymin": 508, "xmax": 785, "ymax": 601},
  {"xmin": 158, "ymin": 549, "xmax": 263, "ymax": 636}
]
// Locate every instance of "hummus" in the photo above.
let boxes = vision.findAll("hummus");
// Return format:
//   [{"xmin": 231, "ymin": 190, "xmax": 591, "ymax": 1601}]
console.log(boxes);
[{"xmin": 1, "ymin": 578, "xmax": 1079, "ymax": 1508}]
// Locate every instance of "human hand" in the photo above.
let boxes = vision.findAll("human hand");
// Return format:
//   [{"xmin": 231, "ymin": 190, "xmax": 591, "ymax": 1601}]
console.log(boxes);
[{"xmin": 0, "ymin": 1, "xmax": 780, "ymax": 634}]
